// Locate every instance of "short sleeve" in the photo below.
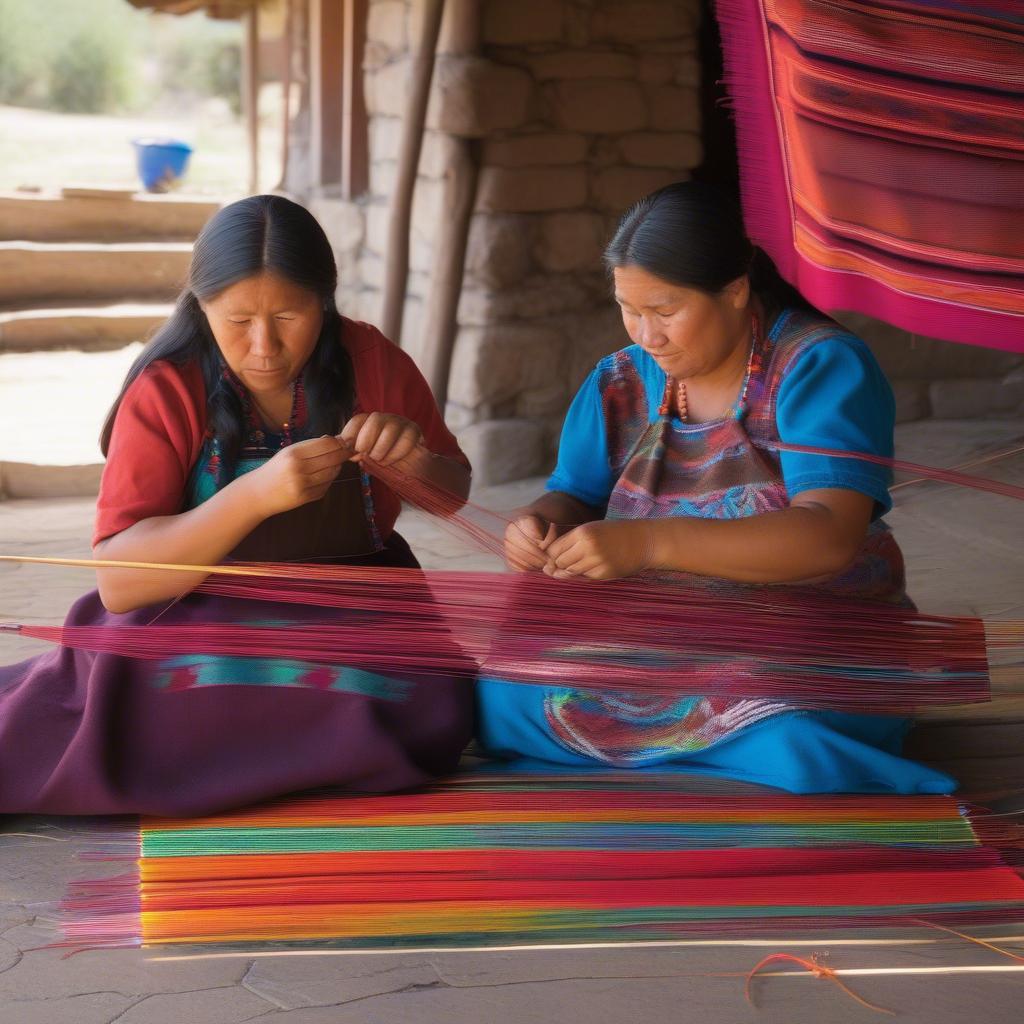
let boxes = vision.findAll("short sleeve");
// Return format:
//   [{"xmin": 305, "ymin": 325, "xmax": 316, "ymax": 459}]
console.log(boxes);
[
  {"xmin": 546, "ymin": 366, "xmax": 614, "ymax": 509},
  {"xmin": 776, "ymin": 335, "xmax": 895, "ymax": 517},
  {"xmin": 93, "ymin": 362, "xmax": 205, "ymax": 546}
]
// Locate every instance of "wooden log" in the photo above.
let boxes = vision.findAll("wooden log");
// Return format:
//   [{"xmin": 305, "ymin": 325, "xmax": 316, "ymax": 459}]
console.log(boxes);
[
  {"xmin": 380, "ymin": 0, "xmax": 446, "ymax": 343},
  {"xmin": 341, "ymin": 0, "xmax": 369, "ymax": 199},
  {"xmin": 242, "ymin": 4, "xmax": 260, "ymax": 195},
  {"xmin": 418, "ymin": 135, "xmax": 478, "ymax": 406},
  {"xmin": 276, "ymin": 0, "xmax": 295, "ymax": 190}
]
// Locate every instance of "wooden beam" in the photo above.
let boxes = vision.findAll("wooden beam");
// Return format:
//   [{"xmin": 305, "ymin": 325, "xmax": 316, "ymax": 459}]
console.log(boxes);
[
  {"xmin": 309, "ymin": 0, "xmax": 344, "ymax": 187},
  {"xmin": 276, "ymin": 0, "xmax": 295, "ymax": 190},
  {"xmin": 419, "ymin": 135, "xmax": 478, "ymax": 407},
  {"xmin": 380, "ymin": 0, "xmax": 446, "ymax": 343},
  {"xmin": 418, "ymin": 0, "xmax": 482, "ymax": 407},
  {"xmin": 242, "ymin": 4, "xmax": 260, "ymax": 194},
  {"xmin": 340, "ymin": 0, "xmax": 368, "ymax": 199}
]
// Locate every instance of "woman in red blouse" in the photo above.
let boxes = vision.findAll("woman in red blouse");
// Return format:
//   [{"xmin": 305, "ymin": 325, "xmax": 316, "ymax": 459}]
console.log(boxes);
[{"xmin": 0, "ymin": 195, "xmax": 474, "ymax": 815}]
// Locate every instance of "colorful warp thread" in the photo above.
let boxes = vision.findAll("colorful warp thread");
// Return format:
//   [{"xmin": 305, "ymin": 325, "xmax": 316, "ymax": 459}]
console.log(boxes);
[
  {"xmin": 61, "ymin": 771, "xmax": 1024, "ymax": 950},
  {"xmin": 717, "ymin": 0, "xmax": 1024, "ymax": 350},
  {"xmin": 6, "ymin": 446, "xmax": 1023, "ymax": 712}
]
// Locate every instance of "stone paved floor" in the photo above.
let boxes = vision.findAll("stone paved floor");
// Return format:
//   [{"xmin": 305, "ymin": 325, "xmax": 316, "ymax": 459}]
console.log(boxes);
[{"xmin": 1, "ymin": 422, "xmax": 1023, "ymax": 1023}]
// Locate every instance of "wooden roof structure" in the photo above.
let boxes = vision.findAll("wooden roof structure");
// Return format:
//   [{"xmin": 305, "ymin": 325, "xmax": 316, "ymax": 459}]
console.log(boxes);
[{"xmin": 126, "ymin": 0, "xmax": 257, "ymax": 18}]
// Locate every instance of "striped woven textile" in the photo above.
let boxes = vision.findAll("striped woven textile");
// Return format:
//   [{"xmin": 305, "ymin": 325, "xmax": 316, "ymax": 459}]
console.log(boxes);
[
  {"xmin": 63, "ymin": 771, "xmax": 1024, "ymax": 950},
  {"xmin": 717, "ymin": 0, "xmax": 1024, "ymax": 350}
]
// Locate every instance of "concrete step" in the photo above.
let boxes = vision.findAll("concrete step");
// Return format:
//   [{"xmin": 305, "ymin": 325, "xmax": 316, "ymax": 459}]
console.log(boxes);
[
  {"xmin": 0, "ymin": 189, "xmax": 219, "ymax": 243},
  {"xmin": 0, "ymin": 344, "xmax": 142, "ymax": 490},
  {"xmin": 0, "ymin": 241, "xmax": 191, "ymax": 306},
  {"xmin": 0, "ymin": 302, "xmax": 173, "ymax": 352}
]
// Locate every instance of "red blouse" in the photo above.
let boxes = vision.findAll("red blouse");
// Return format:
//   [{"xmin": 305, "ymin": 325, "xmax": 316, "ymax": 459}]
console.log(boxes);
[{"xmin": 94, "ymin": 318, "xmax": 468, "ymax": 546}]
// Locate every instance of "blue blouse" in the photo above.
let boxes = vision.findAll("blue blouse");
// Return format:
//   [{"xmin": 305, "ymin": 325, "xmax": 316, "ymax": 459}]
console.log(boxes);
[{"xmin": 548, "ymin": 324, "xmax": 896, "ymax": 517}]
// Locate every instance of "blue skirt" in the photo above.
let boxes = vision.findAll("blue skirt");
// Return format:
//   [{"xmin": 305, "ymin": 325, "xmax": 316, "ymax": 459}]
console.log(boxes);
[{"xmin": 477, "ymin": 677, "xmax": 956, "ymax": 795}]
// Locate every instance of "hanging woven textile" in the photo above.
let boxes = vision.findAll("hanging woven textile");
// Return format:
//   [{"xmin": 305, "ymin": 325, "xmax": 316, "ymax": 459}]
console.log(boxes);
[{"xmin": 716, "ymin": 0, "xmax": 1024, "ymax": 349}]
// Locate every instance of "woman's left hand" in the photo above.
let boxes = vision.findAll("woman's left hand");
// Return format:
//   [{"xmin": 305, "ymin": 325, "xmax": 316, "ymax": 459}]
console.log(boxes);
[
  {"xmin": 339, "ymin": 412, "xmax": 424, "ymax": 466},
  {"xmin": 543, "ymin": 520, "xmax": 658, "ymax": 581}
]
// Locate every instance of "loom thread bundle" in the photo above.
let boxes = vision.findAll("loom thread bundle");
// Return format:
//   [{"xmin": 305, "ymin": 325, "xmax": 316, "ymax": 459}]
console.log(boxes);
[{"xmin": 59, "ymin": 772, "xmax": 1024, "ymax": 951}]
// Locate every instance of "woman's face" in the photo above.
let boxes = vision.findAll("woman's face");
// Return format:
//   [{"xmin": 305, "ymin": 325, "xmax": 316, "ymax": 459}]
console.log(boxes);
[
  {"xmin": 200, "ymin": 271, "xmax": 324, "ymax": 397},
  {"xmin": 612, "ymin": 265, "xmax": 750, "ymax": 381}
]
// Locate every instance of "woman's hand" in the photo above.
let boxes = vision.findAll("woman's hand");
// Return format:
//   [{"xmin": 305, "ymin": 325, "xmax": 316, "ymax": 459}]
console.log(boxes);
[
  {"xmin": 249, "ymin": 435, "xmax": 349, "ymax": 518},
  {"xmin": 339, "ymin": 412, "xmax": 423, "ymax": 467},
  {"xmin": 543, "ymin": 520, "xmax": 658, "ymax": 581},
  {"xmin": 504, "ymin": 514, "xmax": 561, "ymax": 572}
]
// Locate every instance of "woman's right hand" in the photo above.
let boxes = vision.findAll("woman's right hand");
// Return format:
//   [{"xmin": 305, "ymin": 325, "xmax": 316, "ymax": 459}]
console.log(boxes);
[
  {"xmin": 248, "ymin": 435, "xmax": 349, "ymax": 518},
  {"xmin": 504, "ymin": 513, "xmax": 560, "ymax": 572}
]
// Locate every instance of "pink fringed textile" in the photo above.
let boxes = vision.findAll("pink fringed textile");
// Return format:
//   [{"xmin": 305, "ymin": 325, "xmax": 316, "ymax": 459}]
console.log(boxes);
[{"xmin": 716, "ymin": 0, "xmax": 1024, "ymax": 350}]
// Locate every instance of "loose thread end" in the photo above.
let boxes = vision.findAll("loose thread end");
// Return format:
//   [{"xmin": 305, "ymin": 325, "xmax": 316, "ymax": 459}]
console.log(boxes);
[{"xmin": 745, "ymin": 952, "xmax": 896, "ymax": 1016}]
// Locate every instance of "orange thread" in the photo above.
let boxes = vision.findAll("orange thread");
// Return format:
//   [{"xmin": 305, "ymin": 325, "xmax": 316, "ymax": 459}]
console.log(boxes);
[
  {"xmin": 745, "ymin": 952, "xmax": 896, "ymax": 1016},
  {"xmin": 911, "ymin": 918, "xmax": 1024, "ymax": 963}
]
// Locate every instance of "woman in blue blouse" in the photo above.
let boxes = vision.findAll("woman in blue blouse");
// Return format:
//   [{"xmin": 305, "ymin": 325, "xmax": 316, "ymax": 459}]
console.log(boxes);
[{"xmin": 478, "ymin": 182, "xmax": 954, "ymax": 795}]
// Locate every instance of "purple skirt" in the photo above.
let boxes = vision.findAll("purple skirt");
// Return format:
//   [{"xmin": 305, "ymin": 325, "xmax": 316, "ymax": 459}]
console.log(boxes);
[{"xmin": 0, "ymin": 535, "xmax": 474, "ymax": 816}]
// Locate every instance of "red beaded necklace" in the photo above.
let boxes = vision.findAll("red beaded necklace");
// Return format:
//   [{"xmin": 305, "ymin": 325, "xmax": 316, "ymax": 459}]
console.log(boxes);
[{"xmin": 665, "ymin": 315, "xmax": 761, "ymax": 423}]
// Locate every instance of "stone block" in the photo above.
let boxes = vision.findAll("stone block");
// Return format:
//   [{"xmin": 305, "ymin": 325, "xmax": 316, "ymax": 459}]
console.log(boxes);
[
  {"xmin": 476, "ymin": 165, "xmax": 588, "ymax": 213},
  {"xmin": 483, "ymin": 0, "xmax": 566, "ymax": 45},
  {"xmin": 561, "ymin": 304, "xmax": 630, "ymax": 387},
  {"xmin": 929, "ymin": 378, "xmax": 1024, "ymax": 419},
  {"xmin": 483, "ymin": 133, "xmax": 588, "ymax": 167},
  {"xmin": 448, "ymin": 322, "xmax": 567, "ymax": 408},
  {"xmin": 365, "ymin": 59, "xmax": 410, "ymax": 118},
  {"xmin": 308, "ymin": 196, "xmax": 365, "ymax": 255},
  {"xmin": 636, "ymin": 55, "xmax": 676, "ymax": 84},
  {"xmin": 357, "ymin": 252, "xmax": 386, "ymax": 290},
  {"xmin": 893, "ymin": 380, "xmax": 930, "ymax": 424},
  {"xmin": 516, "ymin": 383, "xmax": 570, "ymax": 418},
  {"xmin": 645, "ymin": 84, "xmax": 701, "ymax": 131},
  {"xmin": 369, "ymin": 116, "xmax": 402, "ymax": 162},
  {"xmin": 411, "ymin": 177, "xmax": 446, "ymax": 239},
  {"xmin": 444, "ymin": 401, "xmax": 478, "ymax": 431},
  {"xmin": 457, "ymin": 272, "xmax": 603, "ymax": 325},
  {"xmin": 838, "ymin": 311, "xmax": 1024, "ymax": 380},
  {"xmin": 457, "ymin": 418, "xmax": 549, "ymax": 485},
  {"xmin": 363, "ymin": 202, "xmax": 389, "ymax": 257},
  {"xmin": 592, "ymin": 166, "xmax": 684, "ymax": 213},
  {"xmin": 366, "ymin": 0, "xmax": 407, "ymax": 50},
  {"xmin": 428, "ymin": 57, "xmax": 534, "ymax": 137},
  {"xmin": 545, "ymin": 79, "xmax": 648, "ymax": 133},
  {"xmin": 590, "ymin": 1, "xmax": 700, "ymax": 42},
  {"xmin": 526, "ymin": 50, "xmax": 636, "ymax": 80},
  {"xmin": 465, "ymin": 213, "xmax": 536, "ymax": 289},
  {"xmin": 369, "ymin": 159, "xmax": 397, "ymax": 194},
  {"xmin": 418, "ymin": 130, "xmax": 453, "ymax": 178},
  {"xmin": 535, "ymin": 210, "xmax": 607, "ymax": 272},
  {"xmin": 619, "ymin": 131, "xmax": 703, "ymax": 169},
  {"xmin": 674, "ymin": 53, "xmax": 702, "ymax": 88}
]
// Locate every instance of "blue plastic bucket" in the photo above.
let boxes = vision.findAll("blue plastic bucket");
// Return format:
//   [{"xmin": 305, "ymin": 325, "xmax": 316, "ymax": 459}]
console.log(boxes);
[{"xmin": 132, "ymin": 137, "xmax": 193, "ymax": 192}]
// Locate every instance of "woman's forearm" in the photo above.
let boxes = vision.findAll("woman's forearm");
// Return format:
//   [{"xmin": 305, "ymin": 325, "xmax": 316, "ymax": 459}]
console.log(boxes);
[
  {"xmin": 93, "ymin": 472, "xmax": 269, "ymax": 613},
  {"xmin": 647, "ymin": 498, "xmax": 869, "ymax": 583}
]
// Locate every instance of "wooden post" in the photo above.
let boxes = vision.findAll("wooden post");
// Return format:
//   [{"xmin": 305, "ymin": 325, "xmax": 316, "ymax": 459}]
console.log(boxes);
[
  {"xmin": 380, "ymin": 0, "xmax": 446, "ymax": 344},
  {"xmin": 309, "ymin": 0, "xmax": 344, "ymax": 187},
  {"xmin": 242, "ymin": 3, "xmax": 260, "ymax": 195},
  {"xmin": 276, "ymin": 0, "xmax": 295, "ymax": 190},
  {"xmin": 417, "ymin": 0, "xmax": 482, "ymax": 407},
  {"xmin": 419, "ymin": 135, "xmax": 478, "ymax": 406},
  {"xmin": 341, "ymin": 0, "xmax": 368, "ymax": 199}
]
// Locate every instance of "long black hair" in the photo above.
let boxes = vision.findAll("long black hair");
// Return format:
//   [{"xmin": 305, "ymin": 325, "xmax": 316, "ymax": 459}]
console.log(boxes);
[
  {"xmin": 100, "ymin": 194, "xmax": 355, "ymax": 471},
  {"xmin": 603, "ymin": 180, "xmax": 819, "ymax": 322}
]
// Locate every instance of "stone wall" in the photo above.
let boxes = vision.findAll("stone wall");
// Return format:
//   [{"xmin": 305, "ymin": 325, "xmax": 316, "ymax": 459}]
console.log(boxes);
[
  {"xmin": 839, "ymin": 313, "xmax": 1024, "ymax": 425},
  {"xmin": 310, "ymin": 0, "xmax": 704, "ymax": 484}
]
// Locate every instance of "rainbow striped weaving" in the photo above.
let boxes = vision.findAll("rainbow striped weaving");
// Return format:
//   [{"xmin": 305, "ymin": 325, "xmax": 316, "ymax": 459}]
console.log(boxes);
[{"xmin": 63, "ymin": 771, "xmax": 1024, "ymax": 950}]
